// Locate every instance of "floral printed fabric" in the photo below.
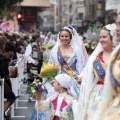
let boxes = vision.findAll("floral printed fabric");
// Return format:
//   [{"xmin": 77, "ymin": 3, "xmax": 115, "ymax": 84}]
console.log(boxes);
[
  {"xmin": 85, "ymin": 85, "xmax": 104, "ymax": 120},
  {"xmin": 30, "ymin": 107, "xmax": 50, "ymax": 120}
]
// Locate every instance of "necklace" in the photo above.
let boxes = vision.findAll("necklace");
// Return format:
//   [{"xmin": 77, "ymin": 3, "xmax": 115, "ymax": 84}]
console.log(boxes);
[{"xmin": 62, "ymin": 46, "xmax": 70, "ymax": 54}]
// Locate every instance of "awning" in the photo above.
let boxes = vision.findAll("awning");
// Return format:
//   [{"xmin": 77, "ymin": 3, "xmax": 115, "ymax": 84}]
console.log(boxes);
[{"xmin": 21, "ymin": 0, "xmax": 50, "ymax": 7}]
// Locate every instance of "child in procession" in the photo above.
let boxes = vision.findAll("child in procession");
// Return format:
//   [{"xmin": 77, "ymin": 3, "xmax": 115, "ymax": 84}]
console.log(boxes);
[{"xmin": 36, "ymin": 74, "xmax": 78, "ymax": 120}]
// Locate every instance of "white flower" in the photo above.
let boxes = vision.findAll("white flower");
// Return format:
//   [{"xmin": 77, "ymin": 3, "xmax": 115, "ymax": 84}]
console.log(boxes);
[
  {"xmin": 39, "ymin": 82, "xmax": 42, "ymax": 85},
  {"xmin": 32, "ymin": 90, "xmax": 36, "ymax": 93},
  {"xmin": 84, "ymin": 43, "xmax": 88, "ymax": 46},
  {"xmin": 42, "ymin": 86, "xmax": 45, "ymax": 89},
  {"xmin": 105, "ymin": 23, "xmax": 116, "ymax": 37},
  {"xmin": 93, "ymin": 33, "xmax": 96, "ymax": 35},
  {"xmin": 91, "ymin": 46, "xmax": 96, "ymax": 50}
]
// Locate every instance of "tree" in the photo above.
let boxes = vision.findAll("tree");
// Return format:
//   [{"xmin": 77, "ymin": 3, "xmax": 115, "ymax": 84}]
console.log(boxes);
[{"xmin": 0, "ymin": 0, "xmax": 23, "ymax": 20}]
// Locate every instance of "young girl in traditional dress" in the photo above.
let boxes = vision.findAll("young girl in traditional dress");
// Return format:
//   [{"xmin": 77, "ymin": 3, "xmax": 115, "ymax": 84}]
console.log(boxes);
[
  {"xmin": 45, "ymin": 28, "xmax": 86, "ymax": 98},
  {"xmin": 36, "ymin": 74, "xmax": 78, "ymax": 120}
]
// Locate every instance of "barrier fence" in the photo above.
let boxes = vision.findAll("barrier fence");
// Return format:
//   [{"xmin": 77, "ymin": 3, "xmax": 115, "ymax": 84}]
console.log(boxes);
[
  {"xmin": 0, "ymin": 78, "xmax": 4, "ymax": 120},
  {"xmin": 10, "ymin": 56, "xmax": 27, "ymax": 118}
]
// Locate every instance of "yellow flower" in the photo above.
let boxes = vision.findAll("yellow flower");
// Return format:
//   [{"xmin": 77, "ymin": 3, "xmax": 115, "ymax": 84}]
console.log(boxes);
[
  {"xmin": 47, "ymin": 44, "xmax": 53, "ymax": 49},
  {"xmin": 39, "ymin": 64, "xmax": 59, "ymax": 78},
  {"xmin": 31, "ymin": 87, "xmax": 34, "ymax": 91},
  {"xmin": 36, "ymin": 83, "xmax": 38, "ymax": 86}
]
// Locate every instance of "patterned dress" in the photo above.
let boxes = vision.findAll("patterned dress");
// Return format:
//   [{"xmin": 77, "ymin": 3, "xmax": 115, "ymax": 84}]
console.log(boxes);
[
  {"xmin": 56, "ymin": 48, "xmax": 80, "ymax": 98},
  {"xmin": 103, "ymin": 96, "xmax": 120, "ymax": 120},
  {"xmin": 85, "ymin": 52, "xmax": 107, "ymax": 120},
  {"xmin": 37, "ymin": 92, "xmax": 78, "ymax": 120},
  {"xmin": 30, "ymin": 92, "xmax": 50, "ymax": 120}
]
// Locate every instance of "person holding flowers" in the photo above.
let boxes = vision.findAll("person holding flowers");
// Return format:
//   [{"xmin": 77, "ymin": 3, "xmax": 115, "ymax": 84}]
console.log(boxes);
[
  {"xmin": 77, "ymin": 23, "xmax": 119, "ymax": 120},
  {"xmin": 47, "ymin": 28, "xmax": 86, "ymax": 99},
  {"xmin": 26, "ymin": 79, "xmax": 50, "ymax": 120},
  {"xmin": 36, "ymin": 74, "xmax": 78, "ymax": 120}
]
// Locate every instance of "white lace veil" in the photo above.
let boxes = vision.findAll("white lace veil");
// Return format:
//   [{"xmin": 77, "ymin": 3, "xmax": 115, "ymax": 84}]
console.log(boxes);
[
  {"xmin": 44, "ymin": 32, "xmax": 52, "ymax": 45},
  {"xmin": 48, "ymin": 28, "xmax": 85, "ymax": 74},
  {"xmin": 63, "ymin": 26, "xmax": 88, "ymax": 65},
  {"xmin": 77, "ymin": 23, "xmax": 118, "ymax": 120},
  {"xmin": 77, "ymin": 43, "xmax": 103, "ymax": 120}
]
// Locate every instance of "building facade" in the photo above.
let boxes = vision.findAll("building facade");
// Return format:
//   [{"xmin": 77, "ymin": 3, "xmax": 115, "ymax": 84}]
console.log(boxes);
[
  {"xmin": 8, "ymin": 0, "xmax": 50, "ymax": 31},
  {"xmin": 50, "ymin": 0, "xmax": 86, "ymax": 32},
  {"xmin": 20, "ymin": 0, "xmax": 50, "ymax": 31},
  {"xmin": 105, "ymin": 0, "xmax": 120, "ymax": 24},
  {"xmin": 85, "ymin": 0, "xmax": 105, "ymax": 25}
]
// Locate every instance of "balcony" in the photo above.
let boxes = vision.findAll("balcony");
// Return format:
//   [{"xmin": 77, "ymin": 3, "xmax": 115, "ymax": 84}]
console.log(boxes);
[{"xmin": 20, "ymin": 0, "xmax": 50, "ymax": 7}]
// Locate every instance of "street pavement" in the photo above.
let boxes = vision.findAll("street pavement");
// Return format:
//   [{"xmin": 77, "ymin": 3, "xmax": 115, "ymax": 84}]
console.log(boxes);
[{"xmin": 10, "ymin": 84, "xmax": 35, "ymax": 120}]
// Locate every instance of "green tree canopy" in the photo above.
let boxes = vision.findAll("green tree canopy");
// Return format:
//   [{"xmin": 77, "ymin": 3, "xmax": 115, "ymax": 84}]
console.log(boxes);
[{"xmin": 0, "ymin": 0, "xmax": 23, "ymax": 20}]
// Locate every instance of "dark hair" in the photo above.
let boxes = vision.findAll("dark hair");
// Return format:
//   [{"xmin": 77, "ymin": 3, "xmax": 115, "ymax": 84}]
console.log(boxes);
[
  {"xmin": 115, "ymin": 13, "xmax": 120, "ymax": 21},
  {"xmin": 16, "ymin": 46, "xmax": 22, "ymax": 53},
  {"xmin": 102, "ymin": 27, "xmax": 112, "ymax": 40},
  {"xmin": 59, "ymin": 29, "xmax": 72, "ymax": 40},
  {"xmin": 4, "ymin": 42, "xmax": 15, "ymax": 52},
  {"xmin": 0, "ymin": 36, "xmax": 6, "ymax": 51}
]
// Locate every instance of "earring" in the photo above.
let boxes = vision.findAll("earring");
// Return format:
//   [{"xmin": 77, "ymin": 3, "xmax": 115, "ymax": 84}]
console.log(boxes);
[{"xmin": 112, "ymin": 43, "xmax": 115, "ymax": 50}]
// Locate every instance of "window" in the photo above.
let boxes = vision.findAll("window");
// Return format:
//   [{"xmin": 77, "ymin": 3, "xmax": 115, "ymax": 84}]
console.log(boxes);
[{"xmin": 78, "ymin": 13, "xmax": 83, "ymax": 19}]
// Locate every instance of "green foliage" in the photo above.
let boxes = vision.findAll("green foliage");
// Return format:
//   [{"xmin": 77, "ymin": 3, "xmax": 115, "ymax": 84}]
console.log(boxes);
[
  {"xmin": 26, "ymin": 79, "xmax": 46, "ymax": 97},
  {"xmin": 0, "ymin": 0, "xmax": 23, "ymax": 20}
]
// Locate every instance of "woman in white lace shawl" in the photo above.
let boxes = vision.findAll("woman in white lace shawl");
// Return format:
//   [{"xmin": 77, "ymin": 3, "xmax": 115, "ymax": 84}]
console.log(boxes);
[
  {"xmin": 44, "ymin": 28, "xmax": 86, "ymax": 99},
  {"xmin": 63, "ymin": 26, "xmax": 88, "ymax": 65},
  {"xmin": 77, "ymin": 23, "xmax": 119, "ymax": 120},
  {"xmin": 93, "ymin": 14, "xmax": 120, "ymax": 120}
]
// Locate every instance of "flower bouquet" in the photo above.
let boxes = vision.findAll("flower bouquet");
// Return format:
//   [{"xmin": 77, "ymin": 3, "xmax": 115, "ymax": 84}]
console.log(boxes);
[
  {"xmin": 84, "ymin": 40, "xmax": 92, "ymax": 50},
  {"xmin": 47, "ymin": 44, "xmax": 53, "ymax": 49},
  {"xmin": 38, "ymin": 63, "xmax": 59, "ymax": 79},
  {"xmin": 41, "ymin": 43, "xmax": 46, "ymax": 50},
  {"xmin": 26, "ymin": 79, "xmax": 46, "ymax": 97},
  {"xmin": 84, "ymin": 40, "xmax": 98, "ymax": 54},
  {"xmin": 91, "ymin": 41, "xmax": 98, "ymax": 50}
]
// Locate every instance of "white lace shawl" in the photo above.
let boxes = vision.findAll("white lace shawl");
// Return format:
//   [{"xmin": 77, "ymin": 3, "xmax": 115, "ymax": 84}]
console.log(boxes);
[
  {"xmin": 63, "ymin": 26, "xmax": 88, "ymax": 65},
  {"xmin": 93, "ymin": 45, "xmax": 120, "ymax": 120},
  {"xmin": 48, "ymin": 32, "xmax": 85, "ymax": 75},
  {"xmin": 76, "ymin": 43, "xmax": 103, "ymax": 120}
]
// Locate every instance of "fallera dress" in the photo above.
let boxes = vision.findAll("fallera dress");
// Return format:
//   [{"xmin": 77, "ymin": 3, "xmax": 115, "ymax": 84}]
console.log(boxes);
[{"xmin": 85, "ymin": 52, "xmax": 108, "ymax": 120}]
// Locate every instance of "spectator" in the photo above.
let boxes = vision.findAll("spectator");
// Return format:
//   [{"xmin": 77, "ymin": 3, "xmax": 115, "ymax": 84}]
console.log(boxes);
[{"xmin": 0, "ymin": 40, "xmax": 16, "ymax": 119}]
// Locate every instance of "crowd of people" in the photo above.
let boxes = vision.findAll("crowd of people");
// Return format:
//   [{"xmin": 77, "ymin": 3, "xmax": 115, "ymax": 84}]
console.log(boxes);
[{"xmin": 0, "ymin": 13, "xmax": 120, "ymax": 120}]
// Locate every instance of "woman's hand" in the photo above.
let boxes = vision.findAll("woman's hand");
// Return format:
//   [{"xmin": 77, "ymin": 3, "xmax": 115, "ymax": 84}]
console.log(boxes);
[{"xmin": 36, "ymin": 92, "xmax": 44, "ymax": 101}]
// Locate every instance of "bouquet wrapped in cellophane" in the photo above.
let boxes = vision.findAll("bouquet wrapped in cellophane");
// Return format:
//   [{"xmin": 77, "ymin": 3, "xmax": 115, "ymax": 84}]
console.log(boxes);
[{"xmin": 38, "ymin": 63, "xmax": 59, "ymax": 78}]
